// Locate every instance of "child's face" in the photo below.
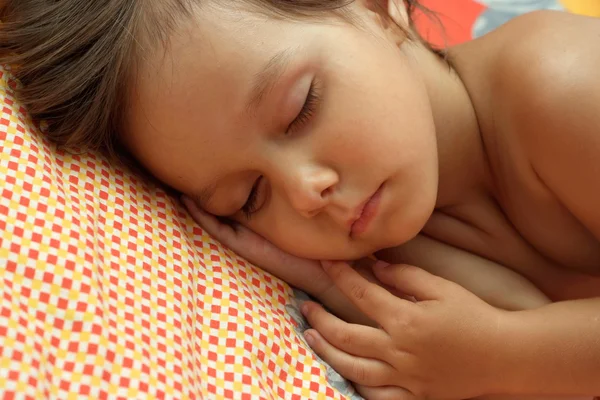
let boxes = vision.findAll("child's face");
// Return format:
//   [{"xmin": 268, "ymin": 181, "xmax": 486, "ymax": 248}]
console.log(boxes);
[{"xmin": 126, "ymin": 1, "xmax": 439, "ymax": 260}]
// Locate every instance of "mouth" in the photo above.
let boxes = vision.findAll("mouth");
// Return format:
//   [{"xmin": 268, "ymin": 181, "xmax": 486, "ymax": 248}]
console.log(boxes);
[{"xmin": 349, "ymin": 183, "xmax": 385, "ymax": 238}]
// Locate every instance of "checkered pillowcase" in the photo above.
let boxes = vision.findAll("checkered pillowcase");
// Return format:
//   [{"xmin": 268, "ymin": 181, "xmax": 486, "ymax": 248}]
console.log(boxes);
[{"xmin": 0, "ymin": 67, "xmax": 351, "ymax": 400}]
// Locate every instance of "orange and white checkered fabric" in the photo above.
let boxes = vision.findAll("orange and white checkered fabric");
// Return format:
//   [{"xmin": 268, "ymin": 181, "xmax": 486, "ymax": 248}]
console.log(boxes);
[{"xmin": 0, "ymin": 67, "xmax": 355, "ymax": 400}]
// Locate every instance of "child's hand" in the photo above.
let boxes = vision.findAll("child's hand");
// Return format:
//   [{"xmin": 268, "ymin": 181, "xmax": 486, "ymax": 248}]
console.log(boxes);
[
  {"xmin": 182, "ymin": 196, "xmax": 377, "ymax": 325},
  {"xmin": 301, "ymin": 261, "xmax": 507, "ymax": 400},
  {"xmin": 182, "ymin": 195, "xmax": 331, "ymax": 296}
]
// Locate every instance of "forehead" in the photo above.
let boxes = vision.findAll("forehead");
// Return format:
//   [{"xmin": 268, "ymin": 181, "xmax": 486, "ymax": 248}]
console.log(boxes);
[
  {"xmin": 126, "ymin": 4, "xmax": 356, "ymax": 141},
  {"xmin": 135, "ymin": 6, "xmax": 285, "ymax": 106},
  {"xmin": 123, "ymin": 6, "xmax": 308, "ymax": 195},
  {"xmin": 127, "ymin": 11, "xmax": 264, "ymax": 132},
  {"xmin": 139, "ymin": 5, "xmax": 303, "ymax": 79}
]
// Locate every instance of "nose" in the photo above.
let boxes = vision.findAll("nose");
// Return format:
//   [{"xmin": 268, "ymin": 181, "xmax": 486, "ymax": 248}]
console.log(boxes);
[{"xmin": 282, "ymin": 164, "xmax": 338, "ymax": 218}]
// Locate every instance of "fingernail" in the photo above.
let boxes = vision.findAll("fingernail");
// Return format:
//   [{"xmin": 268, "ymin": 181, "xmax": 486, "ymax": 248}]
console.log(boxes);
[
  {"xmin": 304, "ymin": 331, "xmax": 315, "ymax": 347},
  {"xmin": 301, "ymin": 302, "xmax": 309, "ymax": 316},
  {"xmin": 373, "ymin": 260, "xmax": 391, "ymax": 269}
]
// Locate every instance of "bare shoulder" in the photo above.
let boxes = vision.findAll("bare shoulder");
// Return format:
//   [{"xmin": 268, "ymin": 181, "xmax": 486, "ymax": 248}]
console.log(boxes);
[
  {"xmin": 490, "ymin": 10, "xmax": 600, "ymax": 239},
  {"xmin": 492, "ymin": 10, "xmax": 600, "ymax": 106}
]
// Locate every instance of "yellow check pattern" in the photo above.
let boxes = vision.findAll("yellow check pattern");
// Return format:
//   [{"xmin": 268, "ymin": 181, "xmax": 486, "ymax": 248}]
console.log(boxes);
[{"xmin": 0, "ymin": 67, "xmax": 348, "ymax": 400}]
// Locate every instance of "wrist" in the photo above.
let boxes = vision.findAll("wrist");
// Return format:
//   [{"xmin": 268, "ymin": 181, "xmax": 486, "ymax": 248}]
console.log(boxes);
[
  {"xmin": 481, "ymin": 309, "xmax": 533, "ymax": 396},
  {"xmin": 486, "ymin": 309, "xmax": 552, "ymax": 396}
]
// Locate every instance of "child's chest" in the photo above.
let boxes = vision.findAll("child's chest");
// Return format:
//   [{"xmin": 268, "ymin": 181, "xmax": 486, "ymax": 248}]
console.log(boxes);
[{"xmin": 422, "ymin": 147, "xmax": 600, "ymax": 300}]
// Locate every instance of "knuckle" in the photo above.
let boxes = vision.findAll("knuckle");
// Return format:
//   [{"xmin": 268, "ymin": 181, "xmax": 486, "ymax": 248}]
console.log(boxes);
[
  {"xmin": 334, "ymin": 330, "xmax": 354, "ymax": 348},
  {"xmin": 391, "ymin": 310, "xmax": 419, "ymax": 333},
  {"xmin": 350, "ymin": 283, "xmax": 367, "ymax": 301},
  {"xmin": 389, "ymin": 347, "xmax": 410, "ymax": 368},
  {"xmin": 351, "ymin": 360, "xmax": 368, "ymax": 383}
]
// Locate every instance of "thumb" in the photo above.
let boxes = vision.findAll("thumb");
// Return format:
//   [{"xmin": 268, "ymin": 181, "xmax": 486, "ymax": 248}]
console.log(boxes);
[{"xmin": 372, "ymin": 262, "xmax": 448, "ymax": 301}]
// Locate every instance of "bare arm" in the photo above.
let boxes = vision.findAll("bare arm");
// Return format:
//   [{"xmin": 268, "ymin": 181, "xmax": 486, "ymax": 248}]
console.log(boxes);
[
  {"xmin": 377, "ymin": 234, "xmax": 551, "ymax": 311},
  {"xmin": 493, "ymin": 298, "xmax": 600, "ymax": 396}
]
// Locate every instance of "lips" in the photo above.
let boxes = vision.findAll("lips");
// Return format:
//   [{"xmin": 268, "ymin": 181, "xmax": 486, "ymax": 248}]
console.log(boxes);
[{"xmin": 349, "ymin": 183, "xmax": 384, "ymax": 238}]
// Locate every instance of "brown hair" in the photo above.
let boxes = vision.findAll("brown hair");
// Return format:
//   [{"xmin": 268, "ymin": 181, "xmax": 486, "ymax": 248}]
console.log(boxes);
[{"xmin": 0, "ymin": 0, "xmax": 439, "ymax": 160}]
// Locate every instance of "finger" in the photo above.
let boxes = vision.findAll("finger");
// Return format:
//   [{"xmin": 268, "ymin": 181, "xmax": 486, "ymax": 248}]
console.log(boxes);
[
  {"xmin": 373, "ymin": 262, "xmax": 450, "ymax": 301},
  {"xmin": 321, "ymin": 260, "xmax": 413, "ymax": 325},
  {"xmin": 301, "ymin": 301, "xmax": 391, "ymax": 359},
  {"xmin": 356, "ymin": 260, "xmax": 417, "ymax": 302},
  {"xmin": 183, "ymin": 195, "xmax": 271, "ymax": 259},
  {"xmin": 355, "ymin": 384, "xmax": 416, "ymax": 400},
  {"xmin": 182, "ymin": 196, "xmax": 266, "ymax": 260},
  {"xmin": 303, "ymin": 329, "xmax": 398, "ymax": 388},
  {"xmin": 351, "ymin": 259, "xmax": 412, "ymax": 300},
  {"xmin": 182, "ymin": 195, "xmax": 238, "ymax": 240},
  {"xmin": 183, "ymin": 197, "xmax": 332, "ymax": 297}
]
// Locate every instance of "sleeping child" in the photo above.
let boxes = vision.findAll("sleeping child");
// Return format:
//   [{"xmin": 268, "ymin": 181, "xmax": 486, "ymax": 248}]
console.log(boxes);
[{"xmin": 2, "ymin": 0, "xmax": 599, "ymax": 398}]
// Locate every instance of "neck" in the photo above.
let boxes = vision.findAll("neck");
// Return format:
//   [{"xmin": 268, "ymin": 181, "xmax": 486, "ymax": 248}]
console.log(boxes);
[{"xmin": 403, "ymin": 42, "xmax": 494, "ymax": 209}]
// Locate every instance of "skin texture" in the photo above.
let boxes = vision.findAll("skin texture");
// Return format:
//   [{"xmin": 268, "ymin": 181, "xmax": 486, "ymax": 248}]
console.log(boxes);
[
  {"xmin": 302, "ymin": 261, "xmax": 600, "ymax": 399},
  {"xmin": 126, "ymin": 0, "xmax": 446, "ymax": 261},
  {"xmin": 126, "ymin": 0, "xmax": 600, "ymax": 398}
]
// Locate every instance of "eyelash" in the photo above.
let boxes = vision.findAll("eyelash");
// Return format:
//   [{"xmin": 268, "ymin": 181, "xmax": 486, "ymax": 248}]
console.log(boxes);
[
  {"xmin": 241, "ymin": 81, "xmax": 320, "ymax": 219},
  {"xmin": 287, "ymin": 81, "xmax": 320, "ymax": 134},
  {"xmin": 241, "ymin": 176, "xmax": 263, "ymax": 219}
]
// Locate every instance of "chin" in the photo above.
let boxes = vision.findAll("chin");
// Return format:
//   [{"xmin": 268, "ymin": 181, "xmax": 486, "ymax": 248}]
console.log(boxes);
[
  {"xmin": 381, "ymin": 202, "xmax": 434, "ymax": 249},
  {"xmin": 306, "ymin": 242, "xmax": 379, "ymax": 262}
]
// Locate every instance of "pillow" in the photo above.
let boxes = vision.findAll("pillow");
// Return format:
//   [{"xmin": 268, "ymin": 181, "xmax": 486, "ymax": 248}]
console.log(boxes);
[
  {"xmin": 0, "ymin": 67, "xmax": 360, "ymax": 399},
  {"xmin": 3, "ymin": 2, "xmax": 571, "ymax": 397},
  {"xmin": 415, "ymin": 0, "xmax": 585, "ymax": 47}
]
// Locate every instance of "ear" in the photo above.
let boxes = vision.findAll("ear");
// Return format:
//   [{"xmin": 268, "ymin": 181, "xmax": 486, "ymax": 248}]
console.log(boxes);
[{"xmin": 357, "ymin": 0, "xmax": 410, "ymax": 43}]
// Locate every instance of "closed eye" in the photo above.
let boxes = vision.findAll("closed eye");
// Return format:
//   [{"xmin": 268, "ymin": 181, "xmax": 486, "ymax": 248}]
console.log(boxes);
[
  {"xmin": 287, "ymin": 80, "xmax": 320, "ymax": 134},
  {"xmin": 241, "ymin": 176, "xmax": 263, "ymax": 219}
]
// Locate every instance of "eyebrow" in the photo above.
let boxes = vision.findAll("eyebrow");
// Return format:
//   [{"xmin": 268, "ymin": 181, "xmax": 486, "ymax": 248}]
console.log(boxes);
[
  {"xmin": 246, "ymin": 49, "xmax": 293, "ymax": 114},
  {"xmin": 194, "ymin": 51, "xmax": 292, "ymax": 212}
]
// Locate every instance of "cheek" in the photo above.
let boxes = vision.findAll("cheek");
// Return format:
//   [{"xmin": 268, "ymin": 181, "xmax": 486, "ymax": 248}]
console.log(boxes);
[
  {"xmin": 246, "ymin": 208, "xmax": 343, "ymax": 259},
  {"xmin": 325, "ymin": 106, "xmax": 433, "ymax": 176},
  {"xmin": 251, "ymin": 212, "xmax": 323, "ymax": 255},
  {"xmin": 324, "ymin": 74, "xmax": 434, "ymax": 168},
  {"xmin": 316, "ymin": 104, "xmax": 398, "ymax": 168},
  {"xmin": 368, "ymin": 86, "xmax": 437, "ymax": 167}
]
